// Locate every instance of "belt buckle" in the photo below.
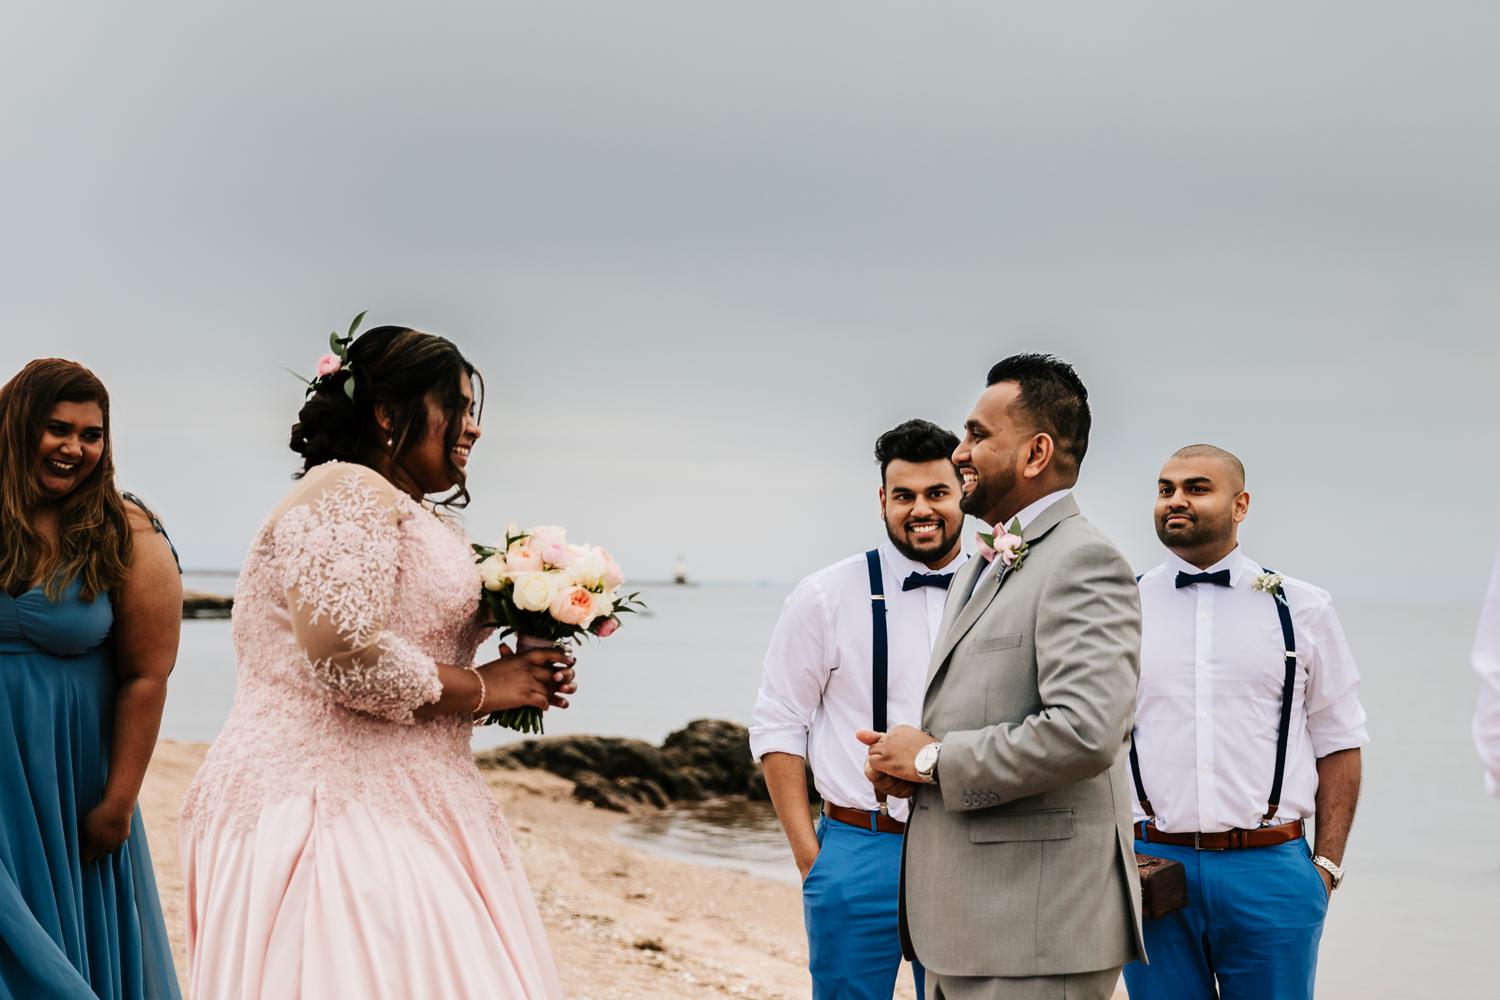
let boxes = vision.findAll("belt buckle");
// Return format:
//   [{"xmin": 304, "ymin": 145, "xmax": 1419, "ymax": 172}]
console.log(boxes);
[{"xmin": 1193, "ymin": 831, "xmax": 1224, "ymax": 852}]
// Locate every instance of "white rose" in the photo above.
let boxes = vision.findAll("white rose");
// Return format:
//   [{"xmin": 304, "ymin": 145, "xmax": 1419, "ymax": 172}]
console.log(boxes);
[
  {"xmin": 570, "ymin": 546, "xmax": 610, "ymax": 589},
  {"xmin": 512, "ymin": 572, "xmax": 556, "ymax": 612},
  {"xmin": 591, "ymin": 588, "xmax": 617, "ymax": 620},
  {"xmin": 479, "ymin": 554, "xmax": 509, "ymax": 591}
]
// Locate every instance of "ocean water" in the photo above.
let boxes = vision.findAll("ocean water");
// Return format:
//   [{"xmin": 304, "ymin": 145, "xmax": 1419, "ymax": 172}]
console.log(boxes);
[{"xmin": 164, "ymin": 578, "xmax": 1498, "ymax": 998}]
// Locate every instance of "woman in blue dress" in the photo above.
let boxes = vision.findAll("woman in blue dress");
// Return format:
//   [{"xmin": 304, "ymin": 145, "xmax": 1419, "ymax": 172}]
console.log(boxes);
[{"xmin": 0, "ymin": 359, "xmax": 182, "ymax": 999}]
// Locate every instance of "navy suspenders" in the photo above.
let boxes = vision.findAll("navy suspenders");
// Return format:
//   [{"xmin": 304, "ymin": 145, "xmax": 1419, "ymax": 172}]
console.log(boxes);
[
  {"xmin": 864, "ymin": 549, "xmax": 889, "ymax": 733},
  {"xmin": 1130, "ymin": 566, "xmax": 1298, "ymax": 827},
  {"xmin": 1265, "ymin": 577, "xmax": 1298, "ymax": 823}
]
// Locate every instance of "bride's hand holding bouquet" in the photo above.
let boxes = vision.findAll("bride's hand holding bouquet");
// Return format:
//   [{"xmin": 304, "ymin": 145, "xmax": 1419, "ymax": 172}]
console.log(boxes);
[{"xmin": 474, "ymin": 524, "xmax": 643, "ymax": 732}]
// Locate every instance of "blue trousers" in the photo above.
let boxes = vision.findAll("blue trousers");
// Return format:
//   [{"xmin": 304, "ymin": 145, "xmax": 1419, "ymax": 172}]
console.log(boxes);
[
  {"xmin": 1123, "ymin": 837, "xmax": 1328, "ymax": 1000},
  {"xmin": 801, "ymin": 815, "xmax": 925, "ymax": 1000}
]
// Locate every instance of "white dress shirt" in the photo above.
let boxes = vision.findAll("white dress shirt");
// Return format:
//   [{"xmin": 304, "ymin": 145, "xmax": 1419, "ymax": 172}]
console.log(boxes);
[
  {"xmin": 1133, "ymin": 547, "xmax": 1369, "ymax": 833},
  {"xmin": 749, "ymin": 540, "xmax": 967, "ymax": 822},
  {"xmin": 1472, "ymin": 542, "xmax": 1500, "ymax": 797}
]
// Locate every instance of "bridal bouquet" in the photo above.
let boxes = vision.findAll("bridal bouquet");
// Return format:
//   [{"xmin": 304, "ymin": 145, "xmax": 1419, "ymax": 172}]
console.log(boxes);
[{"xmin": 473, "ymin": 524, "xmax": 643, "ymax": 732}]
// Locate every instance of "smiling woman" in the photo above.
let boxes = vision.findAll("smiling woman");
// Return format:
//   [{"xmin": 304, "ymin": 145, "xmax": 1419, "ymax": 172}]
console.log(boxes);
[
  {"xmin": 180, "ymin": 321, "xmax": 572, "ymax": 999},
  {"xmin": 0, "ymin": 358, "xmax": 183, "ymax": 999}
]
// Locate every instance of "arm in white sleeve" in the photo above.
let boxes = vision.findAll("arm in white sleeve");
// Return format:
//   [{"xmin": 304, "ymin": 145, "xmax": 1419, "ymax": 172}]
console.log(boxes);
[
  {"xmin": 749, "ymin": 578, "xmax": 833, "ymax": 762},
  {"xmin": 1303, "ymin": 597, "xmax": 1370, "ymax": 758},
  {"xmin": 1474, "ymin": 543, "xmax": 1500, "ymax": 797}
]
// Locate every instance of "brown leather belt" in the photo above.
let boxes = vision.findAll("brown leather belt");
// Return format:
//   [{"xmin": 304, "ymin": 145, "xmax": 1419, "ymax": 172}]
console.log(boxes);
[
  {"xmin": 825, "ymin": 803, "xmax": 906, "ymax": 834},
  {"xmin": 1137, "ymin": 819, "xmax": 1304, "ymax": 851}
]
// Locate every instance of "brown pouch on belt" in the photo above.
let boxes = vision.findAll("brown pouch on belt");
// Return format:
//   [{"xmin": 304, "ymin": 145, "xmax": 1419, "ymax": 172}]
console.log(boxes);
[{"xmin": 1136, "ymin": 853, "xmax": 1187, "ymax": 919}]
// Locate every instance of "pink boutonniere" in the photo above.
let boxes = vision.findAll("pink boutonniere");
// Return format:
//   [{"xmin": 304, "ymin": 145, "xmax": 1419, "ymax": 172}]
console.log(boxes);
[{"xmin": 976, "ymin": 517, "xmax": 1029, "ymax": 574}]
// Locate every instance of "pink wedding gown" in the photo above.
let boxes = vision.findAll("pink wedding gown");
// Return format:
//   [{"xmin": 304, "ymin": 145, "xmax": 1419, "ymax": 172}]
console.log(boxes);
[{"xmin": 181, "ymin": 463, "xmax": 565, "ymax": 999}]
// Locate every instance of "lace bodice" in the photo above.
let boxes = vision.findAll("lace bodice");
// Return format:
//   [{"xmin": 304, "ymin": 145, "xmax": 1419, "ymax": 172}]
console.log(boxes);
[{"xmin": 182, "ymin": 463, "xmax": 507, "ymax": 846}]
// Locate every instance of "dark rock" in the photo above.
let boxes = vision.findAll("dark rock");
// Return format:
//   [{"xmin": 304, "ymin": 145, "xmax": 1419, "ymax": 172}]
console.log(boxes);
[
  {"xmin": 475, "ymin": 718, "xmax": 818, "ymax": 811},
  {"xmin": 182, "ymin": 591, "xmax": 233, "ymax": 619},
  {"xmin": 571, "ymin": 773, "xmax": 633, "ymax": 812}
]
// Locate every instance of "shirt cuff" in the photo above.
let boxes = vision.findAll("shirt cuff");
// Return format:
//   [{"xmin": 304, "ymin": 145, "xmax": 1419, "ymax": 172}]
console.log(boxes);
[
  {"xmin": 748, "ymin": 728, "xmax": 808, "ymax": 763},
  {"xmin": 1310, "ymin": 724, "xmax": 1369, "ymax": 759}
]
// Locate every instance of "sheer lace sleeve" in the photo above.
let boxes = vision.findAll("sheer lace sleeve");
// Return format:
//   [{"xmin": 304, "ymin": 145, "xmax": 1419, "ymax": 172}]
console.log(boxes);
[{"xmin": 274, "ymin": 465, "xmax": 444, "ymax": 723}]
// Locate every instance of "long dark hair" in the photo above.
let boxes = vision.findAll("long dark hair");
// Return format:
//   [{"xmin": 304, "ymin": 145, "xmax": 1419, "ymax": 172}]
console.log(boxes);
[
  {"xmin": 0, "ymin": 359, "xmax": 133, "ymax": 600},
  {"xmin": 289, "ymin": 325, "xmax": 483, "ymax": 507}
]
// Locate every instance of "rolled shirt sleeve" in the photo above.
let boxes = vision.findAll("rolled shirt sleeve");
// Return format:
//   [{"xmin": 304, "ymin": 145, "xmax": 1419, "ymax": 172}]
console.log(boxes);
[
  {"xmin": 749, "ymin": 578, "xmax": 832, "ymax": 762},
  {"xmin": 1473, "ymin": 543, "xmax": 1500, "ymax": 796},
  {"xmin": 1302, "ymin": 596, "xmax": 1370, "ymax": 759}
]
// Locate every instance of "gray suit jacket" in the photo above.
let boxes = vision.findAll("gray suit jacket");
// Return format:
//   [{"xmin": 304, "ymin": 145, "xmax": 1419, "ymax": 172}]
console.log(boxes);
[{"xmin": 900, "ymin": 494, "xmax": 1146, "ymax": 978}]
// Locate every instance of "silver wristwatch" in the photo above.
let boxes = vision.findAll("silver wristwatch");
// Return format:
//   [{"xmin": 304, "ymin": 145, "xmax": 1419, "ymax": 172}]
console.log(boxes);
[
  {"xmin": 914, "ymin": 741, "xmax": 942, "ymax": 783},
  {"xmin": 1312, "ymin": 855, "xmax": 1344, "ymax": 890}
]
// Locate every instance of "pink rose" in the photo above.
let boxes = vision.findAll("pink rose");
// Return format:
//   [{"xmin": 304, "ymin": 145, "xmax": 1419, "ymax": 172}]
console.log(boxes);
[
  {"xmin": 505, "ymin": 546, "xmax": 544, "ymax": 574},
  {"xmin": 598, "ymin": 548, "xmax": 625, "ymax": 590},
  {"xmin": 549, "ymin": 584, "xmax": 597, "ymax": 628},
  {"xmin": 528, "ymin": 525, "xmax": 568, "ymax": 551},
  {"xmin": 995, "ymin": 530, "xmax": 1024, "ymax": 567},
  {"xmin": 541, "ymin": 542, "xmax": 576, "ymax": 569},
  {"xmin": 593, "ymin": 616, "xmax": 620, "ymax": 638},
  {"xmin": 315, "ymin": 353, "xmax": 342, "ymax": 377}
]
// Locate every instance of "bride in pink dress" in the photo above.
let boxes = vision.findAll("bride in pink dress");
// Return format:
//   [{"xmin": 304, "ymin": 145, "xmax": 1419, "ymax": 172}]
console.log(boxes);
[{"xmin": 181, "ymin": 325, "xmax": 573, "ymax": 998}]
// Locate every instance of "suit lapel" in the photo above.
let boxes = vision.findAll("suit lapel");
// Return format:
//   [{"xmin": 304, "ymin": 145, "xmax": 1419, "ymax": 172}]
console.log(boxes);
[
  {"xmin": 923, "ymin": 495, "xmax": 1084, "ymax": 697},
  {"xmin": 926, "ymin": 559, "xmax": 1003, "ymax": 690}
]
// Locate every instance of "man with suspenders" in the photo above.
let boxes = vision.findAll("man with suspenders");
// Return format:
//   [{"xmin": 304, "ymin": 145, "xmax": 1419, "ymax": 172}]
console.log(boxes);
[
  {"xmin": 751, "ymin": 419, "xmax": 967, "ymax": 999},
  {"xmin": 1124, "ymin": 445, "xmax": 1368, "ymax": 999}
]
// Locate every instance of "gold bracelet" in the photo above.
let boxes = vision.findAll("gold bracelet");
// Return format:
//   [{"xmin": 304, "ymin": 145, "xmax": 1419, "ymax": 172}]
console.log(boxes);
[{"xmin": 468, "ymin": 666, "xmax": 487, "ymax": 719}]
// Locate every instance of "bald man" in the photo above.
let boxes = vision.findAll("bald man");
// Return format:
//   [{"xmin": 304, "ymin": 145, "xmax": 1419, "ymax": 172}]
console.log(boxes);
[{"xmin": 1122, "ymin": 445, "xmax": 1368, "ymax": 1000}]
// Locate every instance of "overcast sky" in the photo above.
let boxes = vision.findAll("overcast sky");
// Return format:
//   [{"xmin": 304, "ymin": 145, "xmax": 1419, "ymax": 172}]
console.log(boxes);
[{"xmin": 3, "ymin": 3, "xmax": 1496, "ymax": 601}]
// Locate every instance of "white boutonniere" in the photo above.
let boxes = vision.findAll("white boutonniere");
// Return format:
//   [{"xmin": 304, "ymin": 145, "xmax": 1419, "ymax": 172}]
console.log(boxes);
[
  {"xmin": 976, "ymin": 518, "xmax": 1029, "ymax": 576},
  {"xmin": 1251, "ymin": 571, "xmax": 1289, "ymax": 606}
]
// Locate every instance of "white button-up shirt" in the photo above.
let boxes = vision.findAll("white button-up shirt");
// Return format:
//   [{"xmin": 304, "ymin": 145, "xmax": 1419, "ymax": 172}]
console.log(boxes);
[
  {"xmin": 1133, "ymin": 547, "xmax": 1369, "ymax": 833},
  {"xmin": 1472, "ymin": 542, "xmax": 1500, "ymax": 797},
  {"xmin": 749, "ymin": 540, "xmax": 966, "ymax": 822}
]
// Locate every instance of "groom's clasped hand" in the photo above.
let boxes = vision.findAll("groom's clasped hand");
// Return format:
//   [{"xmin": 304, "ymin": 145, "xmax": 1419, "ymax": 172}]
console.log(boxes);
[{"xmin": 856, "ymin": 726, "xmax": 927, "ymax": 798}]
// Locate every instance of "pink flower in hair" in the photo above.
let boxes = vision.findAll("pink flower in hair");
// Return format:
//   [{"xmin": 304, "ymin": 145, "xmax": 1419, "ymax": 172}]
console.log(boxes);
[{"xmin": 315, "ymin": 353, "xmax": 343, "ymax": 378}]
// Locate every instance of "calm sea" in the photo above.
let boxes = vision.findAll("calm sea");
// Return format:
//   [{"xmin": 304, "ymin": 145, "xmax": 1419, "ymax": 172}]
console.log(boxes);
[{"xmin": 167, "ymin": 576, "xmax": 1498, "ymax": 998}]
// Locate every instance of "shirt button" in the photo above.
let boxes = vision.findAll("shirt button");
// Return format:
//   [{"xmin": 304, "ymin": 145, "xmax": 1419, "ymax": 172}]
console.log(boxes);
[
  {"xmin": 1199, "ymin": 710, "xmax": 1209, "ymax": 720},
  {"xmin": 1198, "ymin": 659, "xmax": 1208, "ymax": 668},
  {"xmin": 1199, "ymin": 763, "xmax": 1211, "ymax": 773}
]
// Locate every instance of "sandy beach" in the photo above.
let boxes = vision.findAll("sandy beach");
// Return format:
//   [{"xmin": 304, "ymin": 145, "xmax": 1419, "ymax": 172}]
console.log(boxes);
[{"xmin": 143, "ymin": 740, "xmax": 930, "ymax": 999}]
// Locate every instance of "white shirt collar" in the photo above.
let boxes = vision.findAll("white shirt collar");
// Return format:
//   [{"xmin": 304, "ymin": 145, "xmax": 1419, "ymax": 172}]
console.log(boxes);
[
  {"xmin": 1011, "ymin": 488, "xmax": 1073, "ymax": 533},
  {"xmin": 879, "ymin": 537, "xmax": 967, "ymax": 577},
  {"xmin": 1162, "ymin": 545, "xmax": 1253, "ymax": 587}
]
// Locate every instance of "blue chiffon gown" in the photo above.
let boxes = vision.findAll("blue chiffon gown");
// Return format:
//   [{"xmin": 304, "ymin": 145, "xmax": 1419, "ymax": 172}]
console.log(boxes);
[{"xmin": 0, "ymin": 577, "xmax": 180, "ymax": 999}]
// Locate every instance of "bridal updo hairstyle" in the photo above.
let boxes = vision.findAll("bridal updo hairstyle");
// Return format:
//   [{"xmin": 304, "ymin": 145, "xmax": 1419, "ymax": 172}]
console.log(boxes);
[
  {"xmin": 0, "ymin": 359, "xmax": 133, "ymax": 601},
  {"xmin": 289, "ymin": 326, "xmax": 483, "ymax": 508}
]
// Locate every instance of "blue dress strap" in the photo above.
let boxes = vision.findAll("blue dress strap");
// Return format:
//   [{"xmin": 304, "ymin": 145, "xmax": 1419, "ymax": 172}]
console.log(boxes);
[{"xmin": 121, "ymin": 492, "xmax": 182, "ymax": 574}]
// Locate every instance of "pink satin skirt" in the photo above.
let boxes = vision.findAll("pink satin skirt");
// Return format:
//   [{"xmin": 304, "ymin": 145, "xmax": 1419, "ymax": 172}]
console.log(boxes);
[{"xmin": 183, "ymin": 796, "xmax": 565, "ymax": 999}]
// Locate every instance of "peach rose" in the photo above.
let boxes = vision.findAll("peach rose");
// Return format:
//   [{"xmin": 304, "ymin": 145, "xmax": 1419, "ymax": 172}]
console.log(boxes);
[
  {"xmin": 505, "ymin": 546, "xmax": 544, "ymax": 574},
  {"xmin": 549, "ymin": 584, "xmax": 597, "ymax": 628}
]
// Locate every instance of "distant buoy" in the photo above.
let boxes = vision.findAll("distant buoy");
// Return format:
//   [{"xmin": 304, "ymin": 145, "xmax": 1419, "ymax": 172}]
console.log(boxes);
[{"xmin": 673, "ymin": 557, "xmax": 688, "ymax": 586}]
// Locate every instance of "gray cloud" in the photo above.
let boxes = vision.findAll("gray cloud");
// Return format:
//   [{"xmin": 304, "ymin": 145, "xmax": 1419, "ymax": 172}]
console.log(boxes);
[{"xmin": 2, "ymin": 2, "xmax": 1496, "ymax": 599}]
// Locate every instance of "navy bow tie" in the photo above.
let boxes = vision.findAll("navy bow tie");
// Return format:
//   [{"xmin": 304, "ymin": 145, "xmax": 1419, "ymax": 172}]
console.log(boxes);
[
  {"xmin": 1175, "ymin": 569, "xmax": 1232, "ymax": 589},
  {"xmin": 902, "ymin": 571, "xmax": 954, "ymax": 592}
]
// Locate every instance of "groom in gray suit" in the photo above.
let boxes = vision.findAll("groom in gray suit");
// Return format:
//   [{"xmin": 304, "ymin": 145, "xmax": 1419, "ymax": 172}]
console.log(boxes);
[{"xmin": 861, "ymin": 354, "xmax": 1144, "ymax": 1000}]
